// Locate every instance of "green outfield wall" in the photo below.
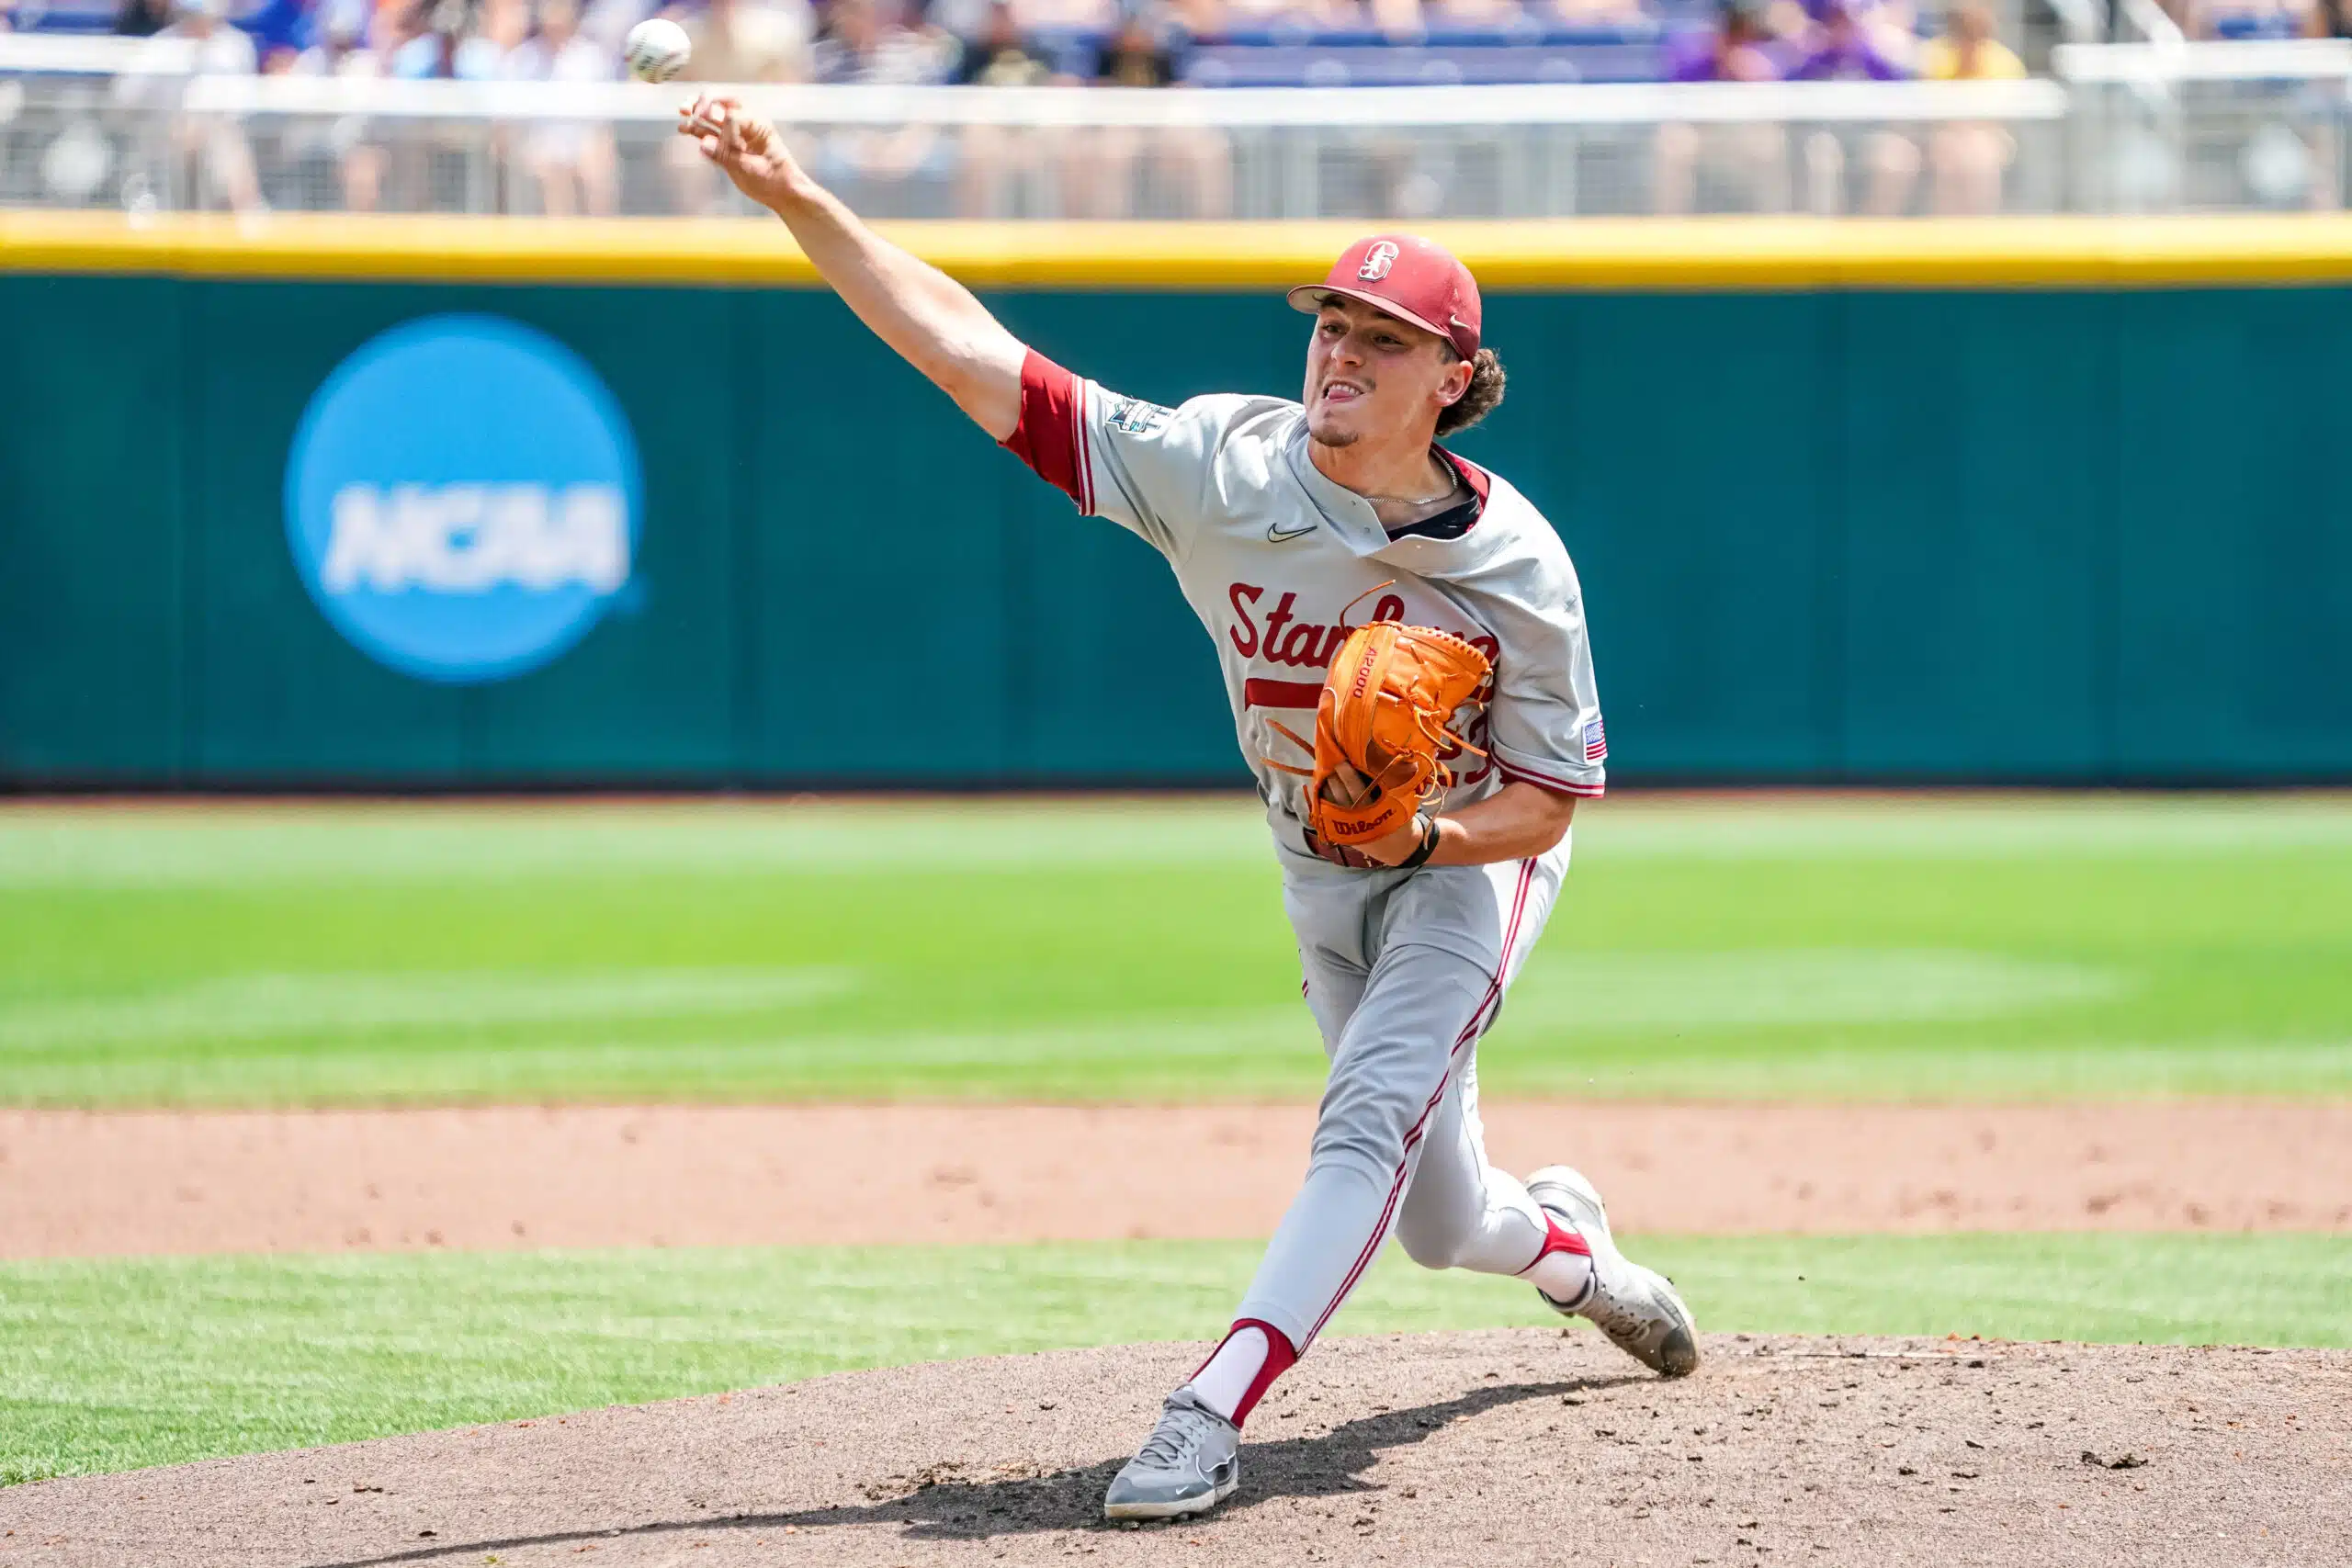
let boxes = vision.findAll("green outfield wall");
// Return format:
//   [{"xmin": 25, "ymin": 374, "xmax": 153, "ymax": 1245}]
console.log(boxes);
[{"xmin": 5, "ymin": 216, "xmax": 2350, "ymax": 787}]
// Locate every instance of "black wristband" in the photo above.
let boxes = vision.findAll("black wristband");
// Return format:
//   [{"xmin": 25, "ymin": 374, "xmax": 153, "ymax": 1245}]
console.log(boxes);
[{"xmin": 1396, "ymin": 813, "xmax": 1442, "ymax": 871}]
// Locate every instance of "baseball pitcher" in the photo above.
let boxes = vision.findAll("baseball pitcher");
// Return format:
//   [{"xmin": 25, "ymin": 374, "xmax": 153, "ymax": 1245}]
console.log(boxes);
[{"xmin": 681, "ymin": 94, "xmax": 1699, "ymax": 1523}]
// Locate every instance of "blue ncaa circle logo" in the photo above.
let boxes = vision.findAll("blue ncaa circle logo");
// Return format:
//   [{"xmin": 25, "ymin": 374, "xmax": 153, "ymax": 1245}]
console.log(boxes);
[{"xmin": 285, "ymin": 314, "xmax": 642, "ymax": 683}]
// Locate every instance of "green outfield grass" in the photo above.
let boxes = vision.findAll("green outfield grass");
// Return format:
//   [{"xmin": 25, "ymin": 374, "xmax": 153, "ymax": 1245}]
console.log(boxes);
[
  {"xmin": 4, "ymin": 795, "xmax": 2349, "ymax": 1105},
  {"xmin": 2, "ymin": 1232, "xmax": 2345, "ymax": 1483}
]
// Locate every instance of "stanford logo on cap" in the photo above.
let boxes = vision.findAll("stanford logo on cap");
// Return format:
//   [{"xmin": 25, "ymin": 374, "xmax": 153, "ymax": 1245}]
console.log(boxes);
[{"xmin": 1286, "ymin": 233, "xmax": 1482, "ymax": 362}]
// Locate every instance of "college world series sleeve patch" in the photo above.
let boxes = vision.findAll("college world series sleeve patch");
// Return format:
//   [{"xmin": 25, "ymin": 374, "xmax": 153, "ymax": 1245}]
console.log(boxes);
[{"xmin": 1104, "ymin": 397, "xmax": 1172, "ymax": 436}]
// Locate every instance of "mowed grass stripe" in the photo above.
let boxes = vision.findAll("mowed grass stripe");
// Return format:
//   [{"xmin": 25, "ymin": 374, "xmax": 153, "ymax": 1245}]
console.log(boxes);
[
  {"xmin": 0, "ymin": 968, "xmax": 854, "ymax": 1049},
  {"xmin": 2, "ymin": 1234, "xmax": 2344, "ymax": 1484},
  {"xmin": 10, "ymin": 1032, "xmax": 2352, "ymax": 1108},
  {"xmin": 4, "ymin": 797, "xmax": 2349, "ymax": 1106},
  {"xmin": 7, "ymin": 795, "xmax": 2352, "ymax": 887},
  {"xmin": 0, "ymin": 952, "xmax": 2123, "ymax": 1051}
]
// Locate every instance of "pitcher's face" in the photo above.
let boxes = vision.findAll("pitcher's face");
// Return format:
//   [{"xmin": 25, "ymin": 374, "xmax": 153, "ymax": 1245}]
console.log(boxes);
[{"xmin": 1301, "ymin": 296, "xmax": 1469, "ymax": 451}]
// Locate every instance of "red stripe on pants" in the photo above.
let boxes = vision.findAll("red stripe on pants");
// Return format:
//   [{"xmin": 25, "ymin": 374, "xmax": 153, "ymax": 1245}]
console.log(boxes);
[{"xmin": 1301, "ymin": 857, "xmax": 1538, "ymax": 1349}]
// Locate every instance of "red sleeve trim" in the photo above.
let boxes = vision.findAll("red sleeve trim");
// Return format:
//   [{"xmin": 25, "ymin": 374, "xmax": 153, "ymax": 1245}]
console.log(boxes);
[
  {"xmin": 1498, "ymin": 759, "xmax": 1606, "ymax": 798},
  {"xmin": 1001, "ymin": 348, "xmax": 1091, "ymax": 513},
  {"xmin": 1079, "ymin": 389, "xmax": 1096, "ymax": 513}
]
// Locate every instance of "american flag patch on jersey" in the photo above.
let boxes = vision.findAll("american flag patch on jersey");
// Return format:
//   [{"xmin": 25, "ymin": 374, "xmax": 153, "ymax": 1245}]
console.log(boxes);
[{"xmin": 1583, "ymin": 716, "xmax": 1608, "ymax": 762}]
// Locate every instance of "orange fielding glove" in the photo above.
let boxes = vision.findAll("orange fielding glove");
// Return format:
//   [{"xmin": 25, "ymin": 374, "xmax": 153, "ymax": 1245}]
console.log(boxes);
[{"xmin": 1267, "ymin": 619, "xmax": 1492, "ymax": 847}]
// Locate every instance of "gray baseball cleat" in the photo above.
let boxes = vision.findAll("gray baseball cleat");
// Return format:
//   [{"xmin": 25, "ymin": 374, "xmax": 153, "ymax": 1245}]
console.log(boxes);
[
  {"xmin": 1526, "ymin": 1164, "xmax": 1701, "ymax": 1379},
  {"xmin": 1102, "ymin": 1386, "xmax": 1242, "ymax": 1521}
]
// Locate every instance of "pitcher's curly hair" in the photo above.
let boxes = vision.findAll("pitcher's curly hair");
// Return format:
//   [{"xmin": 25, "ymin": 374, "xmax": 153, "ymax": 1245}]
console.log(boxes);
[{"xmin": 1435, "ymin": 347, "xmax": 1506, "ymax": 437}]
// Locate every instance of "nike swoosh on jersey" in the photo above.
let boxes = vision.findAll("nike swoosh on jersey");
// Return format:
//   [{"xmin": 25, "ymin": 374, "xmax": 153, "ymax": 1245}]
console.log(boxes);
[{"xmin": 1267, "ymin": 521, "xmax": 1317, "ymax": 543}]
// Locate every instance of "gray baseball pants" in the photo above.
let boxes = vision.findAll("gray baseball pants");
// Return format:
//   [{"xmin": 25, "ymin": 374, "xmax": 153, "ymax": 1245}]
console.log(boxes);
[{"xmin": 1234, "ymin": 834, "xmax": 1571, "ymax": 1353}]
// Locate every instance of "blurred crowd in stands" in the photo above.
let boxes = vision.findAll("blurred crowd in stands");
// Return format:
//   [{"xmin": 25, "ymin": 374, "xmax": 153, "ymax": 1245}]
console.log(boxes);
[{"xmin": 3, "ymin": 0, "xmax": 2346, "ymax": 216}]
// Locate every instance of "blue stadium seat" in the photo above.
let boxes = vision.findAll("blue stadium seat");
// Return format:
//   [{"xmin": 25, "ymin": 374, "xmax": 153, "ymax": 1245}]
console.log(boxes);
[
  {"xmin": 4, "ymin": 0, "xmax": 300, "ymax": 43},
  {"xmin": 1186, "ymin": 21, "xmax": 1664, "ymax": 87},
  {"xmin": 4, "ymin": 0, "xmax": 119, "ymax": 34},
  {"xmin": 1031, "ymin": 17, "xmax": 1665, "ymax": 88},
  {"xmin": 1184, "ymin": 44, "xmax": 1667, "ymax": 86}
]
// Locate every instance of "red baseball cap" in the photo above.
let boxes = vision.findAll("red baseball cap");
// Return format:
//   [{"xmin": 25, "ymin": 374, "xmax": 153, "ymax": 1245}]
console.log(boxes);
[{"xmin": 1286, "ymin": 233, "xmax": 1482, "ymax": 362}]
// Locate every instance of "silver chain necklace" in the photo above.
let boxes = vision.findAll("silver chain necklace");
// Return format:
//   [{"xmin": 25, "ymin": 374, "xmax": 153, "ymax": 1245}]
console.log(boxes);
[{"xmin": 1363, "ymin": 468, "xmax": 1463, "ymax": 508}]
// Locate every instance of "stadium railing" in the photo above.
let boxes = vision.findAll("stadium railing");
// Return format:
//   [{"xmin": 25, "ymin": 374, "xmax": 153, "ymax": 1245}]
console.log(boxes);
[
  {"xmin": 4, "ymin": 35, "xmax": 2347, "ymax": 219},
  {"xmin": 2058, "ymin": 39, "xmax": 2352, "ymax": 212}
]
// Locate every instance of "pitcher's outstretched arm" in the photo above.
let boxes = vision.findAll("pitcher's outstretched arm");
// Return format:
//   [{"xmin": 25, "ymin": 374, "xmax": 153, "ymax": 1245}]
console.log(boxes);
[{"xmin": 679, "ymin": 94, "xmax": 1024, "ymax": 441}]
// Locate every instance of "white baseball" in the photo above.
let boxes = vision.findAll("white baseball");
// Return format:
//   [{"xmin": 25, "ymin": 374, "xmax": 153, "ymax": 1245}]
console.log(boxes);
[{"xmin": 624, "ymin": 17, "xmax": 691, "ymax": 83}]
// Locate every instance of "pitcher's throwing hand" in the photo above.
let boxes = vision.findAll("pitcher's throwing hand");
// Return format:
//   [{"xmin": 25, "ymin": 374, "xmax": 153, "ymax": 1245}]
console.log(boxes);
[{"xmin": 676, "ymin": 95, "xmax": 796, "ymax": 204}]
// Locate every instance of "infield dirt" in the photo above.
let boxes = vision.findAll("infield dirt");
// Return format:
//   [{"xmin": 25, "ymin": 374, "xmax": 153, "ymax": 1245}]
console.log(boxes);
[
  {"xmin": 5, "ymin": 1330, "xmax": 2346, "ymax": 1568},
  {"xmin": 6, "ymin": 1100, "xmax": 2349, "ymax": 1257}
]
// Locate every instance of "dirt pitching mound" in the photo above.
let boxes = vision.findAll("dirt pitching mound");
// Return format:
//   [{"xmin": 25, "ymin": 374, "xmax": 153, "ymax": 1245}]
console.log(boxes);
[{"xmin": 5, "ymin": 1331, "xmax": 2346, "ymax": 1568}]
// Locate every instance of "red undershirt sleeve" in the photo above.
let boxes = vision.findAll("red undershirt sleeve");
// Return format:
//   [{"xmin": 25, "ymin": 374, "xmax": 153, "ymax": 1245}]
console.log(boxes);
[
  {"xmin": 997, "ymin": 352, "xmax": 1210, "ymax": 561},
  {"xmin": 1000, "ymin": 347, "xmax": 1091, "ymax": 513}
]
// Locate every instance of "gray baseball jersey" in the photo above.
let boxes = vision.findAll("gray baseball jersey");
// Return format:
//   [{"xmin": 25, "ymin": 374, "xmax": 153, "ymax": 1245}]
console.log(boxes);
[
  {"xmin": 1004, "ymin": 351, "xmax": 1607, "ymax": 850},
  {"xmin": 1004, "ymin": 347, "xmax": 1605, "ymax": 1354}
]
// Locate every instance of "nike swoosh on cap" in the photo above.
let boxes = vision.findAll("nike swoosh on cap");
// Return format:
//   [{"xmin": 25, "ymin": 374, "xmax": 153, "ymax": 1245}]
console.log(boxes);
[{"xmin": 1267, "ymin": 521, "xmax": 1317, "ymax": 543}]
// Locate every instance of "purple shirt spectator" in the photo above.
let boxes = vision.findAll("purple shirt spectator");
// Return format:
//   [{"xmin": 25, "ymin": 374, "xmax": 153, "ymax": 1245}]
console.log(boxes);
[
  {"xmin": 1665, "ymin": 6, "xmax": 1784, "ymax": 80},
  {"xmin": 1787, "ymin": 0, "xmax": 1908, "ymax": 77},
  {"xmin": 1786, "ymin": 34, "xmax": 1905, "ymax": 75},
  {"xmin": 1797, "ymin": 0, "xmax": 1882, "ymax": 21}
]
